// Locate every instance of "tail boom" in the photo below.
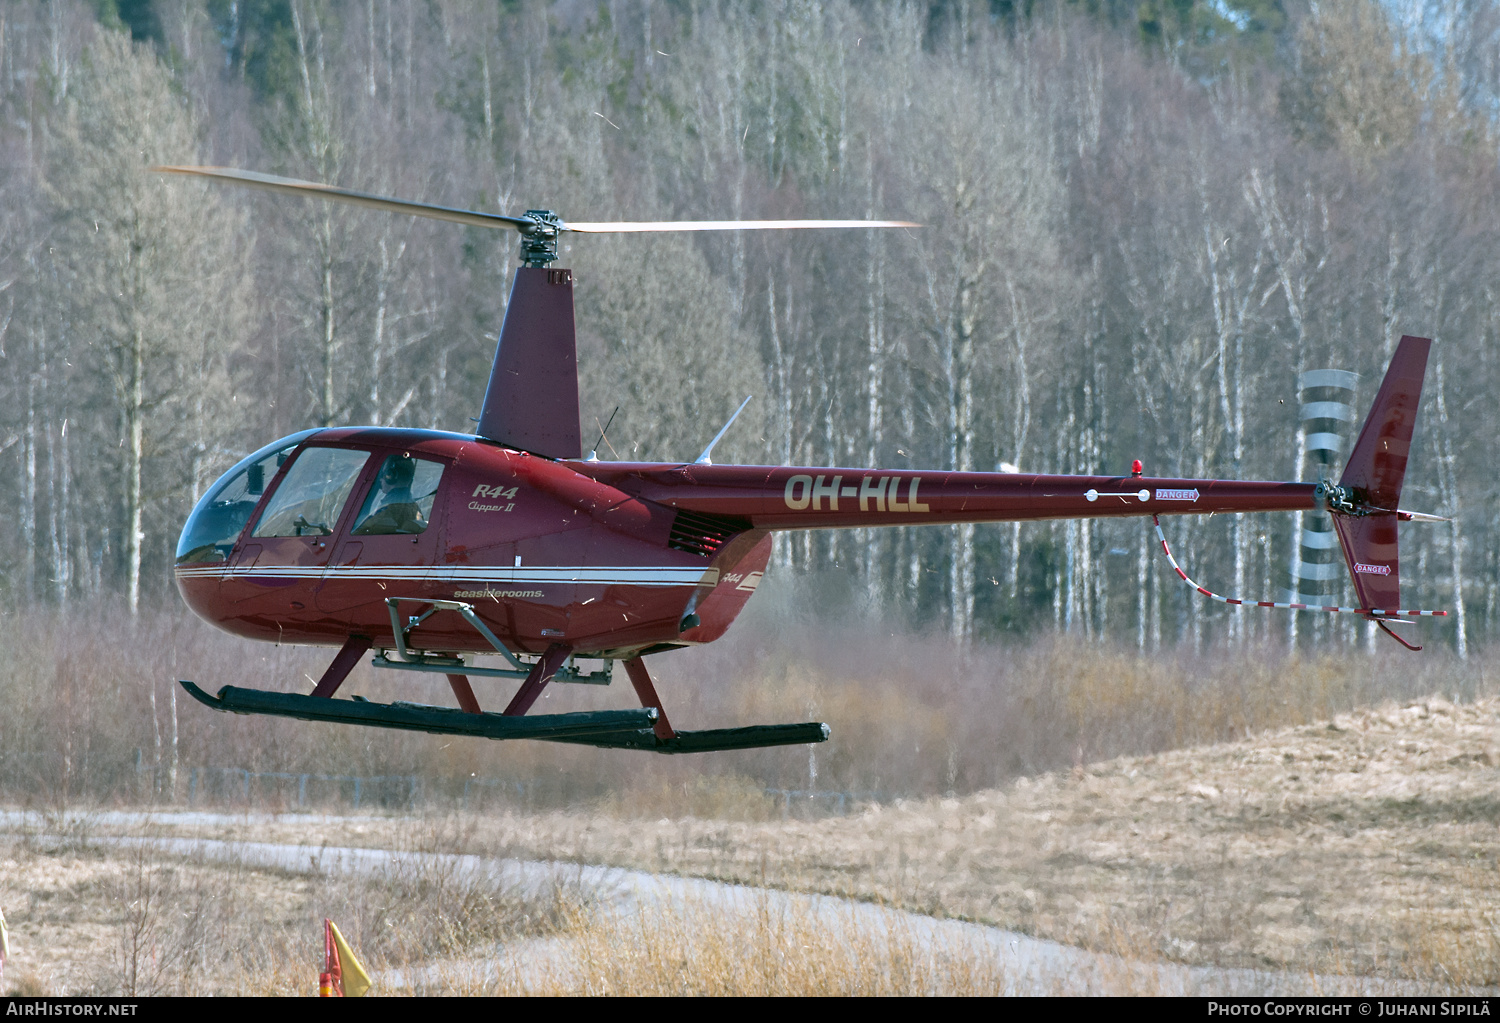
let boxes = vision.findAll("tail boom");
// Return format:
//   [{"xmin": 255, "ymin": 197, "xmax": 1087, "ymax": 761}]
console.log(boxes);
[{"xmin": 577, "ymin": 463, "xmax": 1319, "ymax": 529}]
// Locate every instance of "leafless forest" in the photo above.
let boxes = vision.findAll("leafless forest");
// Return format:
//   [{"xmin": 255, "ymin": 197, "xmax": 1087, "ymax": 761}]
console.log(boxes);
[
  {"xmin": 0, "ymin": 0, "xmax": 1496, "ymax": 653},
  {"xmin": 6, "ymin": 7, "xmax": 1500, "ymax": 993}
]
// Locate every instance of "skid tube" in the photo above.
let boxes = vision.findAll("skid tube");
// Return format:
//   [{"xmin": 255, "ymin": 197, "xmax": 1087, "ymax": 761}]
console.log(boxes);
[
  {"xmin": 179, "ymin": 681, "xmax": 656, "ymax": 742},
  {"xmin": 545, "ymin": 721, "xmax": 831, "ymax": 754},
  {"xmin": 179, "ymin": 682, "xmax": 829, "ymax": 752}
]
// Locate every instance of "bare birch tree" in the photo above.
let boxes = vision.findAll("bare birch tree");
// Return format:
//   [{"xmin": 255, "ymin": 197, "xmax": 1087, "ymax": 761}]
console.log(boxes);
[{"xmin": 47, "ymin": 30, "xmax": 250, "ymax": 612}]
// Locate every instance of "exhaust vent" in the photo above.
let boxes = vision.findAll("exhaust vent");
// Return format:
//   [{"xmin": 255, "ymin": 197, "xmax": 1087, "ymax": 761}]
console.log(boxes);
[{"xmin": 668, "ymin": 510, "xmax": 747, "ymax": 557}]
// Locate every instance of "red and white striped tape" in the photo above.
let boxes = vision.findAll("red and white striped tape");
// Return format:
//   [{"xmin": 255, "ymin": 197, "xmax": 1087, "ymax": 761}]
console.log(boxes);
[{"xmin": 1151, "ymin": 516, "xmax": 1446, "ymax": 619}]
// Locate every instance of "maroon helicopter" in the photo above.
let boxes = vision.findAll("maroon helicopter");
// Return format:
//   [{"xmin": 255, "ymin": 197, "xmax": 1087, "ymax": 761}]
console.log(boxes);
[{"xmin": 162, "ymin": 167, "xmax": 1445, "ymax": 754}]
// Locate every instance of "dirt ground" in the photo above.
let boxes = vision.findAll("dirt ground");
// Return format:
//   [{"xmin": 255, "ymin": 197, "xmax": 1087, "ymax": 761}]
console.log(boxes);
[{"xmin": 3, "ymin": 694, "xmax": 1497, "ymax": 991}]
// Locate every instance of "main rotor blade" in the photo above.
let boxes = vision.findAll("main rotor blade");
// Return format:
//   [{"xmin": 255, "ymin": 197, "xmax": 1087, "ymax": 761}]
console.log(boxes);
[
  {"xmin": 153, "ymin": 167, "xmax": 922, "ymax": 242},
  {"xmin": 564, "ymin": 219, "xmax": 920, "ymax": 232},
  {"xmin": 153, "ymin": 166, "xmax": 533, "ymax": 232}
]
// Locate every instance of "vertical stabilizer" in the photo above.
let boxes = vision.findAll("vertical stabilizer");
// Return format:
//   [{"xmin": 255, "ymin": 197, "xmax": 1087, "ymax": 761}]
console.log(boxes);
[
  {"xmin": 1339, "ymin": 335, "xmax": 1430, "ymax": 510},
  {"xmin": 1332, "ymin": 512, "xmax": 1402, "ymax": 613},
  {"xmin": 1333, "ymin": 335, "xmax": 1431, "ymax": 622},
  {"xmin": 477, "ymin": 268, "xmax": 581, "ymax": 458}
]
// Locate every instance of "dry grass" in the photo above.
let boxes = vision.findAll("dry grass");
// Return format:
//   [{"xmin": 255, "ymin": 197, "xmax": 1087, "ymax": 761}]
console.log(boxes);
[
  {"xmin": 6, "ymin": 709, "xmax": 1499, "ymax": 997},
  {"xmin": 1, "ymin": 599, "xmax": 1494, "ymax": 993},
  {"xmin": 9, "ymin": 807, "xmax": 1490, "ymax": 996},
  {"xmin": 0, "ymin": 600, "xmax": 1484, "ymax": 811},
  {"xmin": 1399, "ymin": 858, "xmax": 1500, "ymax": 988},
  {"xmin": 1, "ymin": 823, "xmax": 1022, "ymax": 996},
  {"xmin": 0, "ymin": 819, "xmax": 581, "ymax": 996},
  {"xmin": 481, "ymin": 897, "xmax": 1011, "ymax": 996},
  {"xmin": 93, "ymin": 694, "xmax": 1495, "ymax": 986}
]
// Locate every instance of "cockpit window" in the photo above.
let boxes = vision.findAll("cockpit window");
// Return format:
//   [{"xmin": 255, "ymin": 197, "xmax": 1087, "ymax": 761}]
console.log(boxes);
[
  {"xmin": 252, "ymin": 447, "xmax": 371, "ymax": 538},
  {"xmin": 175, "ymin": 431, "xmax": 315, "ymax": 564},
  {"xmin": 351, "ymin": 455, "xmax": 444, "ymax": 535}
]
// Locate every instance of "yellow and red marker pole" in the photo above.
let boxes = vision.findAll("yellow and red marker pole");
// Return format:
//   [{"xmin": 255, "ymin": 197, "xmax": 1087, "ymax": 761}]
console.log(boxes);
[
  {"xmin": 318, "ymin": 918, "xmax": 371, "ymax": 997},
  {"xmin": 320, "ymin": 918, "xmax": 343, "ymax": 997}
]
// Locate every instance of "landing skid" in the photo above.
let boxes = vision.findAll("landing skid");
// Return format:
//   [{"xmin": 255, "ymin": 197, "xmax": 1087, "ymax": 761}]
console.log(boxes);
[
  {"xmin": 179, "ymin": 681, "xmax": 656, "ymax": 742},
  {"xmin": 179, "ymin": 682, "xmax": 829, "ymax": 753},
  {"xmin": 181, "ymin": 618, "xmax": 831, "ymax": 753}
]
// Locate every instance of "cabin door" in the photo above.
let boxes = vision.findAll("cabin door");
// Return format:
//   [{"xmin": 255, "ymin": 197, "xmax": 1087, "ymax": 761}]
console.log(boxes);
[{"xmin": 316, "ymin": 451, "xmax": 449, "ymax": 619}]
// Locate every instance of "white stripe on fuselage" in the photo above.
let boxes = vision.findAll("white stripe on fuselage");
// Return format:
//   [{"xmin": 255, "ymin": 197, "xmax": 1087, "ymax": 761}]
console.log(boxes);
[{"xmin": 175, "ymin": 564, "xmax": 719, "ymax": 588}]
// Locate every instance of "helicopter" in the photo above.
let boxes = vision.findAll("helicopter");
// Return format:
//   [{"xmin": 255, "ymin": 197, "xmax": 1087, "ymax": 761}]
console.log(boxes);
[{"xmin": 160, "ymin": 166, "xmax": 1446, "ymax": 754}]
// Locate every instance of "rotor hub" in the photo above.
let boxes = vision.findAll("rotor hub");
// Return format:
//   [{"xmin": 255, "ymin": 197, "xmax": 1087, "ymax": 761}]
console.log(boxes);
[
  {"xmin": 1314, "ymin": 479, "xmax": 1360, "ymax": 515},
  {"xmin": 519, "ymin": 210, "xmax": 562, "ymax": 267}
]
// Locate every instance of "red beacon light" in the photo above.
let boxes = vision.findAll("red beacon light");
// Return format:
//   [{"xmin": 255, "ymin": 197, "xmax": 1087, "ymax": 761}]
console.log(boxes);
[{"xmin": 1131, "ymin": 460, "xmax": 1143, "ymax": 477}]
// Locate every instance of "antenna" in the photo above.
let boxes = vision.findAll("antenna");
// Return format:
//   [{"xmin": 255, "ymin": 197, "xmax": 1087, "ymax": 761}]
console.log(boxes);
[
  {"xmin": 694, "ymin": 396, "xmax": 753, "ymax": 466},
  {"xmin": 587, "ymin": 407, "xmax": 620, "ymax": 462}
]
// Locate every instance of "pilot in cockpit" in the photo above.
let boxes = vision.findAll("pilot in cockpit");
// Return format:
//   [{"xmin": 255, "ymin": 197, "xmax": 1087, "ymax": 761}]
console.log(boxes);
[{"xmin": 353, "ymin": 455, "xmax": 425, "ymax": 534}]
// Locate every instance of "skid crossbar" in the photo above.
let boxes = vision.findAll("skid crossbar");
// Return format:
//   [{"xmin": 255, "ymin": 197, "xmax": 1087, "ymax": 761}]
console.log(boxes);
[
  {"xmin": 377, "ymin": 597, "xmax": 612, "ymax": 684},
  {"xmin": 180, "ymin": 681, "xmax": 654, "ymax": 741}
]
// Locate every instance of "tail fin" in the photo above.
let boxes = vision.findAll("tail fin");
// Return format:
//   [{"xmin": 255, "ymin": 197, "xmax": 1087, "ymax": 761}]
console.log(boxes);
[
  {"xmin": 1330, "ymin": 336, "xmax": 1431, "ymax": 639},
  {"xmin": 1340, "ymin": 335, "xmax": 1431, "ymax": 512}
]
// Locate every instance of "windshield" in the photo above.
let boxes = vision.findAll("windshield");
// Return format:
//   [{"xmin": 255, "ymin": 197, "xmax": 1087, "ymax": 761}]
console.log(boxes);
[
  {"xmin": 252, "ymin": 447, "xmax": 371, "ymax": 537},
  {"xmin": 175, "ymin": 431, "xmax": 317, "ymax": 564}
]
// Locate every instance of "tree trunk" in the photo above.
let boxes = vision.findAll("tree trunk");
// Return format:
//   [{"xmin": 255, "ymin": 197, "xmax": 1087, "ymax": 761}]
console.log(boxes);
[
  {"xmin": 320, "ymin": 211, "xmax": 336, "ymax": 426},
  {"xmin": 57, "ymin": 417, "xmax": 71, "ymax": 605},
  {"xmin": 1137, "ymin": 526, "xmax": 1149, "ymax": 650},
  {"xmin": 863, "ymin": 180, "xmax": 885, "ymax": 593},
  {"xmin": 127, "ymin": 322, "xmax": 144, "ymax": 615},
  {"xmin": 370, "ymin": 233, "xmax": 389, "ymax": 423},
  {"xmin": 1433, "ymin": 360, "xmax": 1468, "ymax": 658},
  {"xmin": 946, "ymin": 271, "xmax": 978, "ymax": 641},
  {"xmin": 22, "ymin": 361, "xmax": 35, "ymax": 602}
]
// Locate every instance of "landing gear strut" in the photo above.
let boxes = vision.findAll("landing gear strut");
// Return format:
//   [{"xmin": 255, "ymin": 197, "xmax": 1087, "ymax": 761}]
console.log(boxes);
[{"xmin": 180, "ymin": 617, "xmax": 829, "ymax": 752}]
